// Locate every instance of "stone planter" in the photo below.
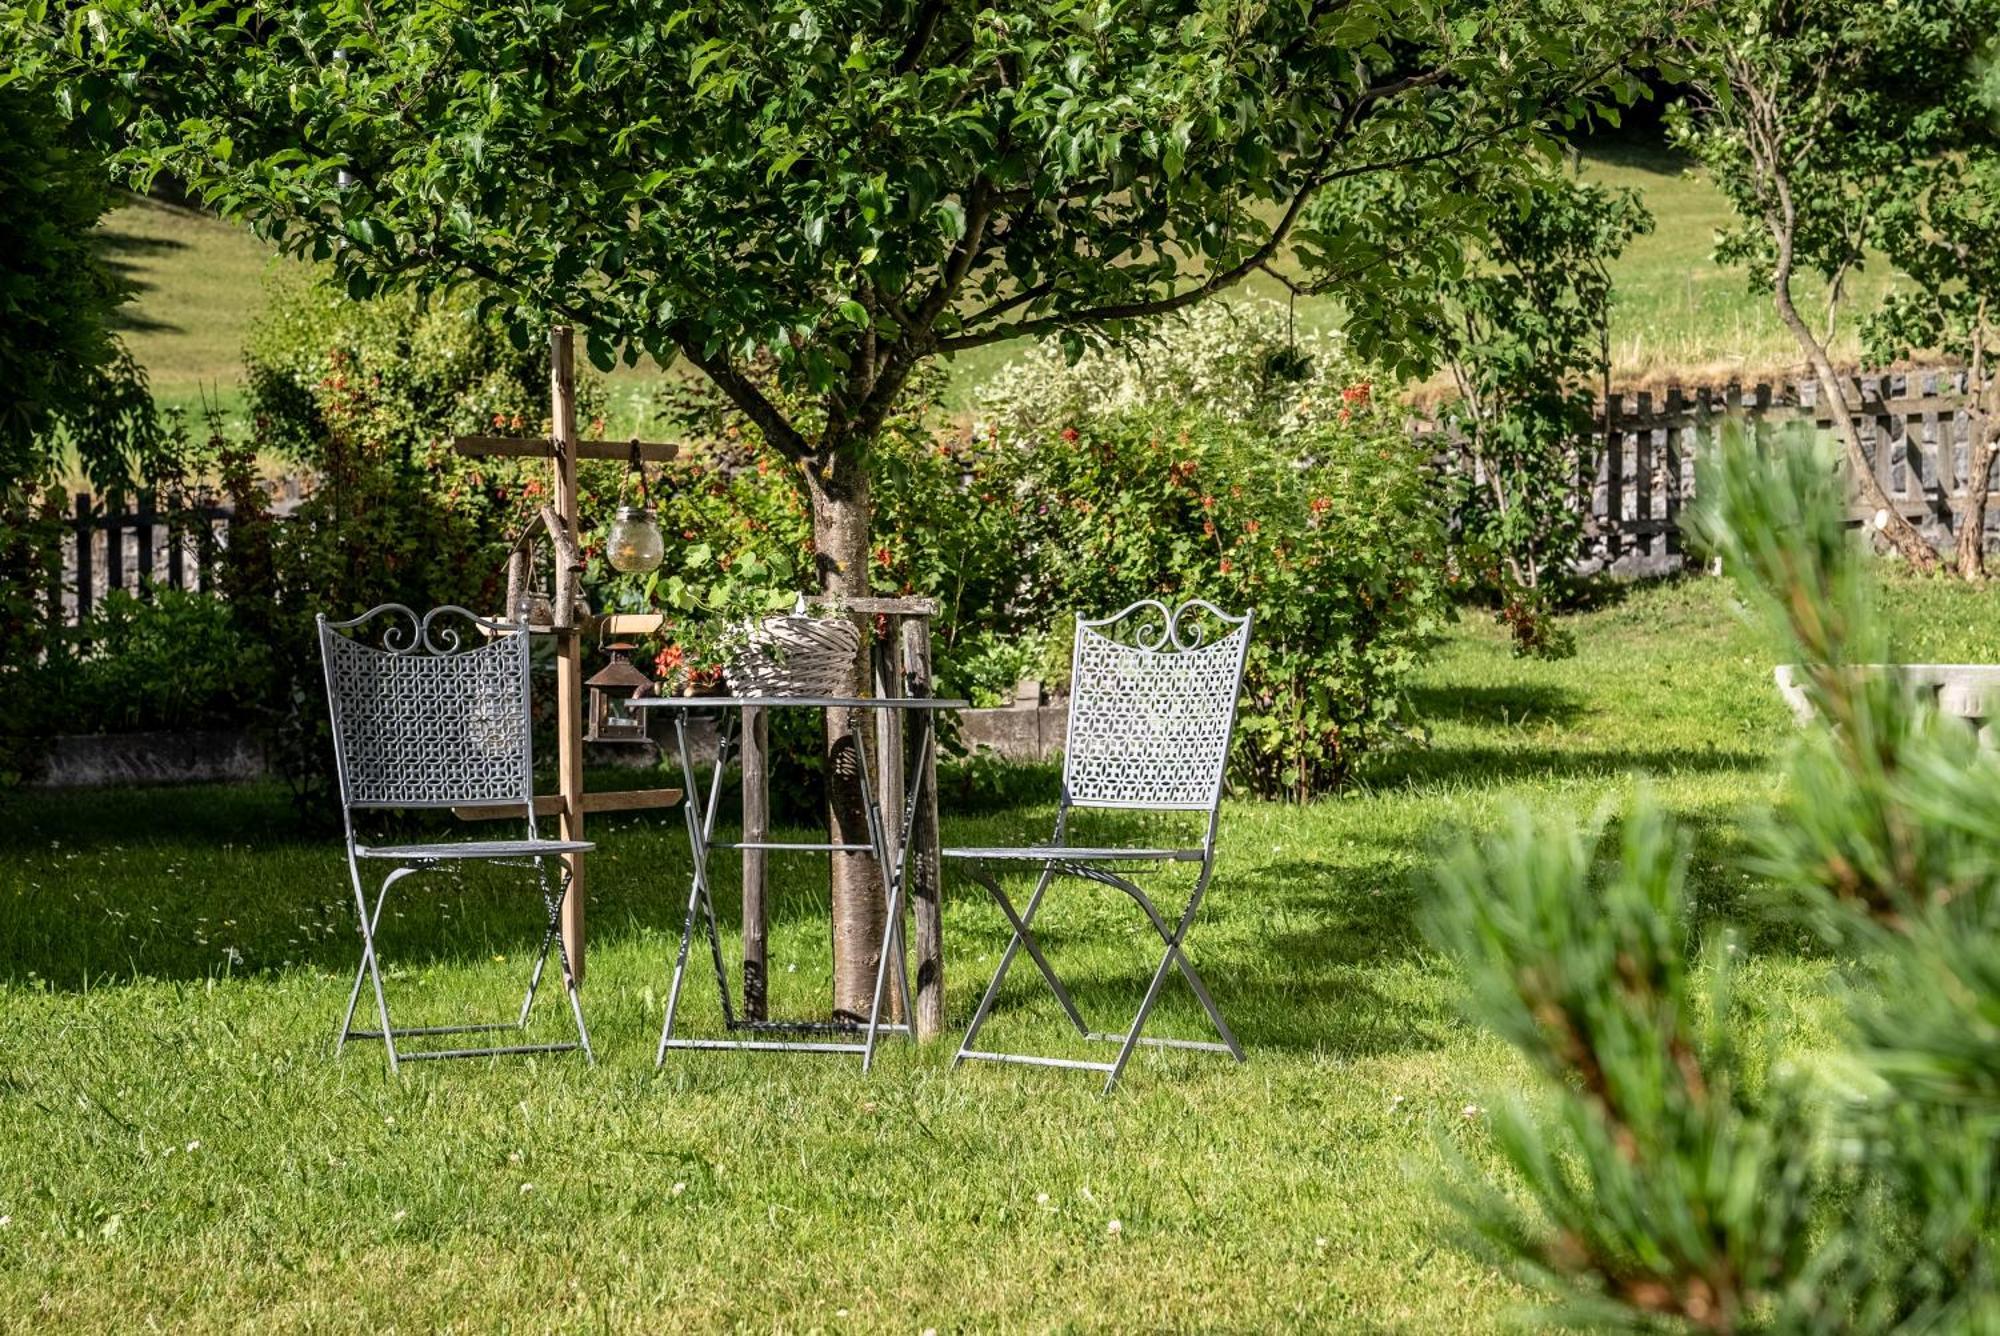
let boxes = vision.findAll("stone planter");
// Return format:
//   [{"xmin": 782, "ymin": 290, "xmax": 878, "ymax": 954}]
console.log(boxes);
[{"xmin": 1774, "ymin": 663, "xmax": 2000, "ymax": 747}]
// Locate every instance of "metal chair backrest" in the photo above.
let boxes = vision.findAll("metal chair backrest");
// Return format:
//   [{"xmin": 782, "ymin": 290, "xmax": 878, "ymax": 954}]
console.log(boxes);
[
  {"xmin": 1062, "ymin": 599, "xmax": 1252, "ymax": 814},
  {"xmin": 317, "ymin": 604, "xmax": 536, "ymax": 816}
]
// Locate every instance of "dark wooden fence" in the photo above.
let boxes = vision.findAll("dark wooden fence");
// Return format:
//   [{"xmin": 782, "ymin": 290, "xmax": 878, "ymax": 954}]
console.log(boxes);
[
  {"xmin": 57, "ymin": 490, "xmax": 235, "ymax": 625},
  {"xmin": 1586, "ymin": 368, "xmax": 1988, "ymax": 575}
]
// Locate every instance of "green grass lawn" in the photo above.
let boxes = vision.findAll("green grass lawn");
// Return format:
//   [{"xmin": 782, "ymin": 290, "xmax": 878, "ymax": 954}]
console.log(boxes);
[
  {"xmin": 102, "ymin": 143, "xmax": 1883, "ymax": 444},
  {"xmin": 10, "ymin": 575, "xmax": 1999, "ymax": 1328}
]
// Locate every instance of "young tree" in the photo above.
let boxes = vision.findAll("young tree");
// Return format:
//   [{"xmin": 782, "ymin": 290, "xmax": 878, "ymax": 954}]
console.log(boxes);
[
  {"xmin": 1864, "ymin": 153, "xmax": 2000, "ymax": 580},
  {"xmin": 1334, "ymin": 163, "xmax": 1649, "ymax": 655},
  {"xmin": 1427, "ymin": 424, "xmax": 2000, "ymax": 1330},
  {"xmin": 54, "ymin": 0, "xmax": 1677, "ymax": 1014},
  {"xmin": 1672, "ymin": 0, "xmax": 2000, "ymax": 576}
]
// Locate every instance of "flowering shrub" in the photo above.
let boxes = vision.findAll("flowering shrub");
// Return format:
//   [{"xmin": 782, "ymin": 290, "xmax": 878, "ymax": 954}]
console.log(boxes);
[
  {"xmin": 973, "ymin": 303, "xmax": 1452, "ymax": 796},
  {"xmin": 973, "ymin": 298, "xmax": 1361, "ymax": 442}
]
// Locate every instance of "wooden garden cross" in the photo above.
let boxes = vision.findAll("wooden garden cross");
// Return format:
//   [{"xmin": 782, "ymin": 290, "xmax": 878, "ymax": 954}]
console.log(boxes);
[
  {"xmin": 452, "ymin": 327, "xmax": 947, "ymax": 1036},
  {"xmin": 450, "ymin": 325, "xmax": 682, "ymax": 982}
]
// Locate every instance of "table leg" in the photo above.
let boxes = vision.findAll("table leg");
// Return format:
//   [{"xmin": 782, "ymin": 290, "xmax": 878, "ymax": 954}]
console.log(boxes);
[{"xmin": 657, "ymin": 709, "xmax": 739, "ymax": 1063}]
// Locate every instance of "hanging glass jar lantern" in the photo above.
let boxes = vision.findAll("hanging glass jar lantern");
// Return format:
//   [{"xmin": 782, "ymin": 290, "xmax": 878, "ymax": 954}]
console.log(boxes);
[
  {"xmin": 606, "ymin": 506, "xmax": 665, "ymax": 573},
  {"xmin": 605, "ymin": 442, "xmax": 665, "ymax": 574}
]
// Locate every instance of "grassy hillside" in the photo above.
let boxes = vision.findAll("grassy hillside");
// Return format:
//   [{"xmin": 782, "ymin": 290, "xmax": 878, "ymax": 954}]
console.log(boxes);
[{"xmin": 102, "ymin": 146, "xmax": 1891, "ymax": 437}]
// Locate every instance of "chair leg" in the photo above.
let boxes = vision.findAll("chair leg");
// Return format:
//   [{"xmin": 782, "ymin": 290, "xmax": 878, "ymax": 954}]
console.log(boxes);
[
  {"xmin": 955, "ymin": 863, "xmax": 1070, "ymax": 1065},
  {"xmin": 1103, "ymin": 906, "xmax": 1200, "ymax": 1093},
  {"xmin": 546, "ymin": 863, "xmax": 594, "ymax": 1064},
  {"xmin": 975, "ymin": 867, "xmax": 1088, "ymax": 1036},
  {"xmin": 338, "ymin": 859, "xmax": 590, "ymax": 1070},
  {"xmin": 1098, "ymin": 869, "xmax": 1245, "ymax": 1064},
  {"xmin": 342, "ymin": 868, "xmax": 416, "ymax": 1072}
]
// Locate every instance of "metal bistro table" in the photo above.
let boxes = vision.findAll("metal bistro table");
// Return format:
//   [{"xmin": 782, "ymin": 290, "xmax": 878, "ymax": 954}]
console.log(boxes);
[{"xmin": 631, "ymin": 693, "xmax": 967, "ymax": 1071}]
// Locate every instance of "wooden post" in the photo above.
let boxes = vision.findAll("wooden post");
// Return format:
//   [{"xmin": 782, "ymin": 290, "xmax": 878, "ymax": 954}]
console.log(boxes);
[
  {"xmin": 72, "ymin": 493, "xmax": 92, "ymax": 631},
  {"xmin": 104, "ymin": 489, "xmax": 124, "ymax": 601},
  {"xmin": 135, "ymin": 491, "xmax": 156, "ymax": 591},
  {"xmin": 901, "ymin": 617, "xmax": 946, "ymax": 1041},
  {"xmin": 741, "ymin": 705, "xmax": 769, "ymax": 1021},
  {"xmin": 550, "ymin": 327, "xmax": 589, "ymax": 983}
]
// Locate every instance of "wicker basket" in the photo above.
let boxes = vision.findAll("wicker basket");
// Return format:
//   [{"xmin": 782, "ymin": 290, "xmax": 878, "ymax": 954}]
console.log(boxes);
[{"xmin": 723, "ymin": 613, "xmax": 861, "ymax": 698}]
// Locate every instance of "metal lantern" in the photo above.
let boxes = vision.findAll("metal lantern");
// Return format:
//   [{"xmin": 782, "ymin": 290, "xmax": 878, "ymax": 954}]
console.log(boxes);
[
  {"xmin": 605, "ymin": 505, "xmax": 665, "ymax": 574},
  {"xmin": 585, "ymin": 642, "xmax": 654, "ymax": 743}
]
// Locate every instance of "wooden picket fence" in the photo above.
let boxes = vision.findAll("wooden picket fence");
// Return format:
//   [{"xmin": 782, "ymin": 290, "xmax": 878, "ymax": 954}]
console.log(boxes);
[
  {"xmin": 55, "ymin": 490, "xmax": 233, "ymax": 625},
  {"xmin": 1586, "ymin": 368, "xmax": 1989, "ymax": 575}
]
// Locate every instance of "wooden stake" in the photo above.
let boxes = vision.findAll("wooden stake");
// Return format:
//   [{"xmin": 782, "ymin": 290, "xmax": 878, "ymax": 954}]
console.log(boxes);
[
  {"xmin": 741, "ymin": 705, "xmax": 769, "ymax": 1021},
  {"xmin": 902, "ymin": 617, "xmax": 945, "ymax": 1041},
  {"xmin": 550, "ymin": 327, "xmax": 588, "ymax": 982}
]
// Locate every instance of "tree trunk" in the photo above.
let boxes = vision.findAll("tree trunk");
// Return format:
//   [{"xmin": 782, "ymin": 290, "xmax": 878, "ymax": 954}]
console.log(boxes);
[
  {"xmin": 804, "ymin": 451, "xmax": 885, "ymax": 1021},
  {"xmin": 1761, "ymin": 173, "xmax": 1937, "ymax": 572}
]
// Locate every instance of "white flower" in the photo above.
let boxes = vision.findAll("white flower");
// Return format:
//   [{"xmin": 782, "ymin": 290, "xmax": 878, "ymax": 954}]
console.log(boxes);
[
  {"xmin": 185, "ymin": 1139, "xmax": 201, "ymax": 1153},
  {"xmin": 520, "ymin": 1182, "xmax": 534, "ymax": 1194},
  {"xmin": 672, "ymin": 1182, "xmax": 687, "ymax": 1196},
  {"xmin": 1106, "ymin": 1219, "xmax": 1122, "ymax": 1236},
  {"xmin": 0, "ymin": 1215, "xmax": 11, "ymax": 1228},
  {"xmin": 392, "ymin": 1209, "xmax": 407, "ymax": 1223},
  {"xmin": 1034, "ymin": 1192, "xmax": 1049, "ymax": 1206},
  {"xmin": 1461, "ymin": 1104, "xmax": 1483, "ymax": 1120}
]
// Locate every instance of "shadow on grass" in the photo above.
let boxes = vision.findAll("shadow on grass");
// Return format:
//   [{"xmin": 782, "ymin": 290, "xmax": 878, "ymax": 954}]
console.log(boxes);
[
  {"xmin": 0, "ymin": 777, "xmax": 1458, "ymax": 1065},
  {"xmin": 1405, "ymin": 681, "xmax": 1586, "ymax": 730},
  {"xmin": 96, "ymin": 226, "xmax": 189, "ymax": 334},
  {"xmin": 1359, "ymin": 741, "xmax": 1769, "ymax": 793}
]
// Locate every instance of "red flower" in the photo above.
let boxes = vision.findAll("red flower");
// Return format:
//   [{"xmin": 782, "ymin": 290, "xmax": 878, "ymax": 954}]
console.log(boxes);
[
  {"xmin": 1245, "ymin": 519, "xmax": 1260, "ymax": 534},
  {"xmin": 655, "ymin": 645, "xmax": 685, "ymax": 674},
  {"xmin": 510, "ymin": 414, "xmax": 525, "ymax": 431},
  {"xmin": 1203, "ymin": 520, "xmax": 1216, "ymax": 538},
  {"xmin": 874, "ymin": 545, "xmax": 892, "ymax": 567},
  {"xmin": 1341, "ymin": 381, "xmax": 1372, "ymax": 404},
  {"xmin": 1060, "ymin": 427, "xmax": 1080, "ymax": 444},
  {"xmin": 1219, "ymin": 558, "xmax": 1233, "ymax": 574},
  {"xmin": 1201, "ymin": 494, "xmax": 1216, "ymax": 510}
]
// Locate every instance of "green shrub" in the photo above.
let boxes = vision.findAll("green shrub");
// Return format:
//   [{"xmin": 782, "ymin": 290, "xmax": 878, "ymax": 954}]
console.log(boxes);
[{"xmin": 52, "ymin": 588, "xmax": 274, "ymax": 734}]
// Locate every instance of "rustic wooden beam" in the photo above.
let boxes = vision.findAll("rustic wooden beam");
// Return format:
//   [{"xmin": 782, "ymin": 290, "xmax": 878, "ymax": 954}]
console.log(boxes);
[
  {"xmin": 598, "ymin": 612, "xmax": 668, "ymax": 637},
  {"xmin": 550, "ymin": 329, "xmax": 590, "ymax": 982},
  {"xmin": 809, "ymin": 595, "xmax": 939, "ymax": 617},
  {"xmin": 902, "ymin": 617, "xmax": 946, "ymax": 1041},
  {"xmin": 740, "ymin": 705, "xmax": 769, "ymax": 1022},
  {"xmin": 453, "ymin": 435, "xmax": 681, "ymax": 462},
  {"xmin": 451, "ymin": 788, "xmax": 684, "ymax": 821}
]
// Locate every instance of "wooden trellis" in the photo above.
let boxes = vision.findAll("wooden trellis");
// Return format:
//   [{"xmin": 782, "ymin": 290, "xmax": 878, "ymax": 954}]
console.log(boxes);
[{"xmin": 449, "ymin": 326, "xmax": 683, "ymax": 981}]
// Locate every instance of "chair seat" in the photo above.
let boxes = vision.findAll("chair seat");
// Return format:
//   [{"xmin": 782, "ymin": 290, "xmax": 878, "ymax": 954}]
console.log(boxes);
[
  {"xmin": 356, "ymin": 839, "xmax": 595, "ymax": 861},
  {"xmin": 943, "ymin": 845, "xmax": 1204, "ymax": 863}
]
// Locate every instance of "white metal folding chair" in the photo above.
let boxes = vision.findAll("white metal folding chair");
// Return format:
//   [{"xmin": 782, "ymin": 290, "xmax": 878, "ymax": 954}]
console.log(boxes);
[
  {"xmin": 949, "ymin": 598, "xmax": 1252, "ymax": 1093},
  {"xmin": 317, "ymin": 603, "xmax": 593, "ymax": 1072}
]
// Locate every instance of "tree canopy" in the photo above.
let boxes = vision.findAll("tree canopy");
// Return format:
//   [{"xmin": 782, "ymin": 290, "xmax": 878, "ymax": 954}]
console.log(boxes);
[
  {"xmin": 0, "ymin": 68, "xmax": 162, "ymax": 492},
  {"xmin": 55, "ymin": 0, "xmax": 1680, "ymax": 472}
]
